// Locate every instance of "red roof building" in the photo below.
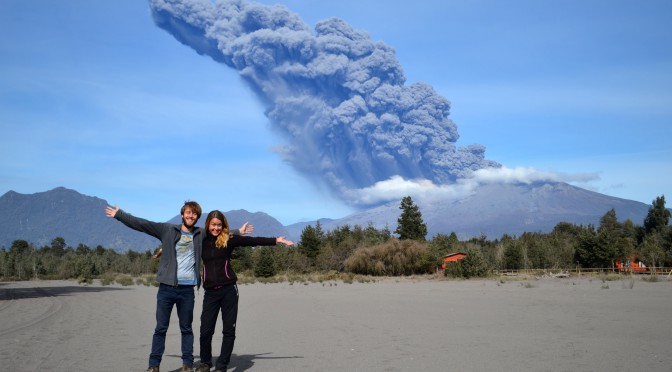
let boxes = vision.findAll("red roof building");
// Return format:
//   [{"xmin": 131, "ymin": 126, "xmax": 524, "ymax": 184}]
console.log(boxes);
[{"xmin": 441, "ymin": 252, "xmax": 466, "ymax": 270}]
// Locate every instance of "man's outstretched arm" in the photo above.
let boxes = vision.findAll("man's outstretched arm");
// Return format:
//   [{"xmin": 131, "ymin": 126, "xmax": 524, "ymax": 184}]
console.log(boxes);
[{"xmin": 104, "ymin": 205, "xmax": 164, "ymax": 239}]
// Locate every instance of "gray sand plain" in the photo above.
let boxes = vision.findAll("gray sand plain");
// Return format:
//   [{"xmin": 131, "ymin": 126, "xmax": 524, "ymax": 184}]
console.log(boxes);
[{"xmin": 1, "ymin": 277, "xmax": 671, "ymax": 371}]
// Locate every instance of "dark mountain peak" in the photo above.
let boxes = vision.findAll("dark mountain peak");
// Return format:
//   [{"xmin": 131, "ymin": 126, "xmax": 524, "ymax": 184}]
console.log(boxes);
[
  {"xmin": 0, "ymin": 187, "xmax": 157, "ymax": 251},
  {"xmin": 1, "ymin": 190, "xmax": 20, "ymax": 198},
  {"xmin": 1, "ymin": 187, "xmax": 102, "ymax": 203}
]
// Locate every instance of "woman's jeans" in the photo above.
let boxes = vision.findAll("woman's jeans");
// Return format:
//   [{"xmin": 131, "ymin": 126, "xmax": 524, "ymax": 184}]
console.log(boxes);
[
  {"xmin": 199, "ymin": 284, "xmax": 239, "ymax": 370},
  {"xmin": 149, "ymin": 284, "xmax": 195, "ymax": 367}
]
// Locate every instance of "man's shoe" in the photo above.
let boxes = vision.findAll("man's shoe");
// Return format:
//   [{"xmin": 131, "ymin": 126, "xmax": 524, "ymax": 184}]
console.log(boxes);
[
  {"xmin": 181, "ymin": 365, "xmax": 194, "ymax": 372},
  {"xmin": 147, "ymin": 367, "xmax": 159, "ymax": 372}
]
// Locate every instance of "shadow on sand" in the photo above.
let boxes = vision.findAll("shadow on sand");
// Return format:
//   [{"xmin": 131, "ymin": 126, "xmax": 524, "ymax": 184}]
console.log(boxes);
[
  {"xmin": 0, "ymin": 282, "xmax": 130, "ymax": 300},
  {"xmin": 162, "ymin": 352, "xmax": 303, "ymax": 372},
  {"xmin": 228, "ymin": 352, "xmax": 304, "ymax": 372}
]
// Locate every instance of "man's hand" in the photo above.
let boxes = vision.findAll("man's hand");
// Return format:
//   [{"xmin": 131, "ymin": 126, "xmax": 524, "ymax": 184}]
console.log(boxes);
[
  {"xmin": 105, "ymin": 205, "xmax": 120, "ymax": 218},
  {"xmin": 239, "ymin": 222, "xmax": 254, "ymax": 235}
]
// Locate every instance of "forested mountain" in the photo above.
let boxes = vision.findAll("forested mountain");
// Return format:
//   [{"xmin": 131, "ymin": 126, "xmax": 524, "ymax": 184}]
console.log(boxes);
[{"xmin": 0, "ymin": 183, "xmax": 658, "ymax": 251}]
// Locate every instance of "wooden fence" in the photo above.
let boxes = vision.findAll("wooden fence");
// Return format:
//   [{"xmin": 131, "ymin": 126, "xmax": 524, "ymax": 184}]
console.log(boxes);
[{"xmin": 492, "ymin": 267, "xmax": 672, "ymax": 277}]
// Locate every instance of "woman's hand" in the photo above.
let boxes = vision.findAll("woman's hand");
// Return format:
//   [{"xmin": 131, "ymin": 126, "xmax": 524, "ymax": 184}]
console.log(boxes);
[{"xmin": 276, "ymin": 237, "xmax": 294, "ymax": 246}]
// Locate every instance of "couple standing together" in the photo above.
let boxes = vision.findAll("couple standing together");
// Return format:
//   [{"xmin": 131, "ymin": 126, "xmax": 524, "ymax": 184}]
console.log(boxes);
[{"xmin": 105, "ymin": 201, "xmax": 293, "ymax": 372}]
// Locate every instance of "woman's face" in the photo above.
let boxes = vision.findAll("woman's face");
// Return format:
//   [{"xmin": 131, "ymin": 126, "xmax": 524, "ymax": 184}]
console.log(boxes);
[{"xmin": 208, "ymin": 217, "xmax": 223, "ymax": 236}]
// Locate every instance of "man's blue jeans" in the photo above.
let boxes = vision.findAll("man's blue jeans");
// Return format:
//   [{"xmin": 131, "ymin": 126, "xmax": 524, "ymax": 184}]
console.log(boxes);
[{"xmin": 149, "ymin": 284, "xmax": 195, "ymax": 368}]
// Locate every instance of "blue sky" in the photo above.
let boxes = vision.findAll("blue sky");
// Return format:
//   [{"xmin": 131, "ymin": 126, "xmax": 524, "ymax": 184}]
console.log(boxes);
[{"xmin": 1, "ymin": 0, "xmax": 670, "ymax": 225}]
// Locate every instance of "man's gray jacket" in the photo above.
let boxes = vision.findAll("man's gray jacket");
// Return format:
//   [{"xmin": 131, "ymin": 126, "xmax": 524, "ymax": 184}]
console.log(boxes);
[{"xmin": 114, "ymin": 209, "xmax": 202, "ymax": 288}]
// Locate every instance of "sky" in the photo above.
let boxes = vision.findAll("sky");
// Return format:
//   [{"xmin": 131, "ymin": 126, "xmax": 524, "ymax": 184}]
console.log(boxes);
[{"xmin": 1, "ymin": 0, "xmax": 671, "ymax": 225}]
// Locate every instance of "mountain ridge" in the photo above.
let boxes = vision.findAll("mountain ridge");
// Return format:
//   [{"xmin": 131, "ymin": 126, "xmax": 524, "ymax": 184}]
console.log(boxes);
[
  {"xmin": 286, "ymin": 182, "xmax": 654, "ymax": 240},
  {"xmin": 0, "ymin": 184, "xmax": 658, "ymax": 251}
]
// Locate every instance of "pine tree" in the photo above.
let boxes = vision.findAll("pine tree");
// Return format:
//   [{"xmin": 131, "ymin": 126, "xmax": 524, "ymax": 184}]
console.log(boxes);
[
  {"xmin": 644, "ymin": 195, "xmax": 670, "ymax": 235},
  {"xmin": 395, "ymin": 196, "xmax": 427, "ymax": 241},
  {"xmin": 503, "ymin": 241, "xmax": 524, "ymax": 270},
  {"xmin": 299, "ymin": 223, "xmax": 322, "ymax": 259},
  {"xmin": 254, "ymin": 247, "xmax": 276, "ymax": 277},
  {"xmin": 595, "ymin": 209, "xmax": 626, "ymax": 266}
]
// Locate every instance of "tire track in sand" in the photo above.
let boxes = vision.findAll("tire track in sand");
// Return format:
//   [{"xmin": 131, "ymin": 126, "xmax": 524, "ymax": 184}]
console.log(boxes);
[{"xmin": 0, "ymin": 284, "xmax": 64, "ymax": 336}]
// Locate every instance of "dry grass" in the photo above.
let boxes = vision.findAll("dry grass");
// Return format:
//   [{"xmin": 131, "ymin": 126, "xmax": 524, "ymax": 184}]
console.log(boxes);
[{"xmin": 97, "ymin": 273, "xmax": 157, "ymax": 286}]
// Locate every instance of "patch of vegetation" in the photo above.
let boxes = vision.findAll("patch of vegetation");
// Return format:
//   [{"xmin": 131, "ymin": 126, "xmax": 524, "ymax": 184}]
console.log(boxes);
[
  {"xmin": 641, "ymin": 275, "xmax": 660, "ymax": 282},
  {"xmin": 115, "ymin": 275, "xmax": 134, "ymax": 286},
  {"xmin": 599, "ymin": 274, "xmax": 622, "ymax": 282}
]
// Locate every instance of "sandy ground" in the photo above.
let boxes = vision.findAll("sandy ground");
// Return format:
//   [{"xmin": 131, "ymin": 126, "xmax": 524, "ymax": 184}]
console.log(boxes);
[{"xmin": 1, "ymin": 276, "xmax": 671, "ymax": 372}]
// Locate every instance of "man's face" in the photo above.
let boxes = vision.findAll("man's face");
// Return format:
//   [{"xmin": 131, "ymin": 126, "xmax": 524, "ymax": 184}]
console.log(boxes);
[{"xmin": 182, "ymin": 208, "xmax": 199, "ymax": 230}]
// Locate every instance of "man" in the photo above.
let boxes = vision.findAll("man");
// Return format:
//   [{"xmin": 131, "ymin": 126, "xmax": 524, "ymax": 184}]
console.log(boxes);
[{"xmin": 105, "ymin": 201, "xmax": 252, "ymax": 372}]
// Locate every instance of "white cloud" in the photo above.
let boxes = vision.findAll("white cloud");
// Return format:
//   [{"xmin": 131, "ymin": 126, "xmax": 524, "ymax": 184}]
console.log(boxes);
[
  {"xmin": 471, "ymin": 166, "xmax": 598, "ymax": 184},
  {"xmin": 345, "ymin": 166, "xmax": 600, "ymax": 205}
]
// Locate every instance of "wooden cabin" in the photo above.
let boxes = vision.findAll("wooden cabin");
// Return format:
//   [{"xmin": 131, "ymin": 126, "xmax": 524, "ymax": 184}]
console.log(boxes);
[{"xmin": 615, "ymin": 256, "xmax": 648, "ymax": 273}]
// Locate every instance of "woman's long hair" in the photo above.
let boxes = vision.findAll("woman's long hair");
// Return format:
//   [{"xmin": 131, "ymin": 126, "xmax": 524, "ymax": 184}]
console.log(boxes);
[{"xmin": 204, "ymin": 210, "xmax": 231, "ymax": 249}]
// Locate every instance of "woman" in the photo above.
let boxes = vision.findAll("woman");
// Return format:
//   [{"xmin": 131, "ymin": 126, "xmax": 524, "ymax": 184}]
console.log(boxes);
[{"xmin": 195, "ymin": 210, "xmax": 293, "ymax": 372}]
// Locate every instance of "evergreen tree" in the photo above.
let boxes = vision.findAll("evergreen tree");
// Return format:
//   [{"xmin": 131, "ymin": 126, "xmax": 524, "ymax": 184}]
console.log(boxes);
[
  {"xmin": 232, "ymin": 246, "xmax": 254, "ymax": 272},
  {"xmin": 255, "ymin": 247, "xmax": 276, "ymax": 277},
  {"xmin": 395, "ymin": 196, "xmax": 427, "ymax": 241},
  {"xmin": 594, "ymin": 209, "xmax": 624, "ymax": 267},
  {"xmin": 363, "ymin": 223, "xmax": 391, "ymax": 246},
  {"xmin": 0, "ymin": 248, "xmax": 9, "ymax": 278},
  {"xmin": 430, "ymin": 232, "xmax": 460, "ymax": 257},
  {"xmin": 644, "ymin": 195, "xmax": 671, "ymax": 235},
  {"xmin": 8, "ymin": 240, "xmax": 31, "ymax": 279},
  {"xmin": 50, "ymin": 237, "xmax": 66, "ymax": 257},
  {"xmin": 503, "ymin": 241, "xmax": 524, "ymax": 270},
  {"xmin": 574, "ymin": 226, "xmax": 598, "ymax": 267},
  {"xmin": 299, "ymin": 223, "xmax": 322, "ymax": 259},
  {"xmin": 459, "ymin": 246, "xmax": 490, "ymax": 278}
]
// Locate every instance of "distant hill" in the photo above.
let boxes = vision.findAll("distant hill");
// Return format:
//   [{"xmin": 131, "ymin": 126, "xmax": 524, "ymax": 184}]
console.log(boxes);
[
  {"xmin": 0, "ymin": 183, "xmax": 660, "ymax": 251},
  {"xmin": 0, "ymin": 187, "xmax": 288, "ymax": 252},
  {"xmin": 0, "ymin": 187, "xmax": 158, "ymax": 252},
  {"xmin": 167, "ymin": 209, "xmax": 289, "ymax": 238},
  {"xmin": 286, "ymin": 182, "xmax": 655, "ymax": 241}
]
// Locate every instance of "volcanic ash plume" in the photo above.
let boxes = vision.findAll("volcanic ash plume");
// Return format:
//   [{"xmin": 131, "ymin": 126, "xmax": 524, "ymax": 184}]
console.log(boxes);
[{"xmin": 148, "ymin": 0, "xmax": 500, "ymax": 205}]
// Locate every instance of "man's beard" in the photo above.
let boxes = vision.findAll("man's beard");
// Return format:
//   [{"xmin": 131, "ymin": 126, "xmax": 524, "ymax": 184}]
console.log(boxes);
[{"xmin": 182, "ymin": 217, "xmax": 196, "ymax": 229}]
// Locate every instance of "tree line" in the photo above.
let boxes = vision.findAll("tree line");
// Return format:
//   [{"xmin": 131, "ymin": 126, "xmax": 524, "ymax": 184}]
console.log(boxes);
[{"xmin": 1, "ymin": 195, "xmax": 670, "ymax": 282}]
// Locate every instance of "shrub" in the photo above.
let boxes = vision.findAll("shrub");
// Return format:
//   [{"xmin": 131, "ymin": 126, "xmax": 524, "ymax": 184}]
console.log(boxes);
[
  {"xmin": 443, "ymin": 262, "xmax": 463, "ymax": 278},
  {"xmin": 641, "ymin": 275, "xmax": 660, "ymax": 283},
  {"xmin": 100, "ymin": 272, "xmax": 117, "ymax": 286},
  {"xmin": 459, "ymin": 247, "xmax": 491, "ymax": 278},
  {"xmin": 344, "ymin": 239, "xmax": 428, "ymax": 276},
  {"xmin": 115, "ymin": 275, "xmax": 134, "ymax": 286}
]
